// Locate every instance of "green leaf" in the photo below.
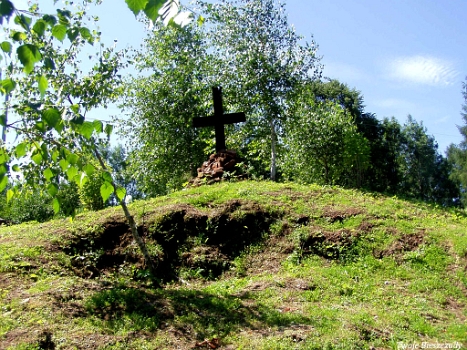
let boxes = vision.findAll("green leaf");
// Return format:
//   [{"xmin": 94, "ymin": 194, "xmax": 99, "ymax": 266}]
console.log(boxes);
[
  {"xmin": 33, "ymin": 19, "xmax": 47, "ymax": 37},
  {"xmin": 71, "ymin": 114, "xmax": 84, "ymax": 125},
  {"xmin": 0, "ymin": 148, "xmax": 9, "ymax": 164},
  {"xmin": 66, "ymin": 166, "xmax": 78, "ymax": 181},
  {"xmin": 0, "ymin": 175, "xmax": 8, "ymax": 193},
  {"xmin": 70, "ymin": 104, "xmax": 80, "ymax": 114},
  {"xmin": 35, "ymin": 121, "xmax": 46, "ymax": 132},
  {"xmin": 66, "ymin": 153, "xmax": 79, "ymax": 165},
  {"xmin": 42, "ymin": 14, "xmax": 57, "ymax": 27},
  {"xmin": 14, "ymin": 14, "xmax": 31, "ymax": 31},
  {"xmin": 6, "ymin": 189, "xmax": 14, "ymax": 203},
  {"xmin": 104, "ymin": 124, "xmax": 113, "ymax": 136},
  {"xmin": 197, "ymin": 15, "xmax": 205, "ymax": 26},
  {"xmin": 79, "ymin": 27, "xmax": 93, "ymax": 43},
  {"xmin": 0, "ymin": 0, "xmax": 14, "ymax": 20},
  {"xmin": 37, "ymin": 75, "xmax": 48, "ymax": 98},
  {"xmin": 57, "ymin": 9, "xmax": 71, "ymax": 18},
  {"xmin": 1, "ymin": 41, "xmax": 11, "ymax": 54},
  {"xmin": 93, "ymin": 120, "xmax": 103, "ymax": 133},
  {"xmin": 53, "ymin": 198, "xmax": 60, "ymax": 214},
  {"xmin": 43, "ymin": 167, "xmax": 54, "ymax": 181},
  {"xmin": 100, "ymin": 181, "xmax": 114, "ymax": 202},
  {"xmin": 66, "ymin": 27, "xmax": 79, "ymax": 42},
  {"xmin": 47, "ymin": 183, "xmax": 58, "ymax": 197},
  {"xmin": 1, "ymin": 78, "xmax": 16, "ymax": 94},
  {"xmin": 143, "ymin": 0, "xmax": 165, "ymax": 21},
  {"xmin": 0, "ymin": 114, "xmax": 5, "ymax": 127},
  {"xmin": 57, "ymin": 9, "xmax": 71, "ymax": 25},
  {"xmin": 54, "ymin": 119, "xmax": 64, "ymax": 133},
  {"xmin": 116, "ymin": 187, "xmax": 126, "ymax": 201},
  {"xmin": 42, "ymin": 108, "xmax": 60, "ymax": 128},
  {"xmin": 0, "ymin": 163, "xmax": 7, "ymax": 176},
  {"xmin": 83, "ymin": 163, "xmax": 95, "ymax": 176},
  {"xmin": 16, "ymin": 44, "xmax": 42, "ymax": 74},
  {"xmin": 51, "ymin": 150, "xmax": 59, "ymax": 162},
  {"xmin": 11, "ymin": 164, "xmax": 19, "ymax": 172},
  {"xmin": 52, "ymin": 24, "xmax": 67, "ymax": 42},
  {"xmin": 102, "ymin": 171, "xmax": 113, "ymax": 183},
  {"xmin": 14, "ymin": 142, "xmax": 28, "ymax": 158},
  {"xmin": 11, "ymin": 31, "xmax": 27, "ymax": 42},
  {"xmin": 78, "ymin": 121, "xmax": 94, "ymax": 140},
  {"xmin": 59, "ymin": 159, "xmax": 69, "ymax": 171},
  {"xmin": 31, "ymin": 152, "xmax": 43, "ymax": 165},
  {"xmin": 44, "ymin": 57, "xmax": 55, "ymax": 70},
  {"xmin": 125, "ymin": 0, "xmax": 148, "ymax": 16}
]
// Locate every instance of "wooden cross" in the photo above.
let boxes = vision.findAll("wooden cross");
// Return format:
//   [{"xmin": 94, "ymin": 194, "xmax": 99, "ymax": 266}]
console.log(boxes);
[{"xmin": 193, "ymin": 87, "xmax": 246, "ymax": 152}]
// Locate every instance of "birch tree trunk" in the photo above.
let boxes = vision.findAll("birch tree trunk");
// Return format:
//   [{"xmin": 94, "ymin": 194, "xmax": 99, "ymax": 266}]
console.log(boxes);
[
  {"xmin": 270, "ymin": 119, "xmax": 277, "ymax": 181},
  {"xmin": 93, "ymin": 147, "xmax": 159, "ymax": 283}
]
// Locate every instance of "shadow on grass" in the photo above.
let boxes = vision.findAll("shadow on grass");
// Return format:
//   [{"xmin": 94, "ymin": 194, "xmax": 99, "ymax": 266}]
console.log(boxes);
[{"xmin": 84, "ymin": 286, "xmax": 315, "ymax": 340}]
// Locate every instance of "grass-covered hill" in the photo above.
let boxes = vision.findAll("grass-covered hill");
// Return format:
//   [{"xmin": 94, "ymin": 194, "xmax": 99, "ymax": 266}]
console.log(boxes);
[{"xmin": 0, "ymin": 181, "xmax": 466, "ymax": 349}]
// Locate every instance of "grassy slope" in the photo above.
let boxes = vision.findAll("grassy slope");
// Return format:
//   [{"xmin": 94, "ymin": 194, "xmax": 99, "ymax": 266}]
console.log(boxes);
[{"xmin": 0, "ymin": 180, "xmax": 466, "ymax": 349}]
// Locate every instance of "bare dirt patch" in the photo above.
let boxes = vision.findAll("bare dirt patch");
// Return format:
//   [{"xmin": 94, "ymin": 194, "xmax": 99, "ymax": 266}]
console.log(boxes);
[
  {"xmin": 321, "ymin": 206, "xmax": 364, "ymax": 223},
  {"xmin": 376, "ymin": 231, "xmax": 425, "ymax": 259},
  {"xmin": 62, "ymin": 200, "xmax": 281, "ymax": 282},
  {"xmin": 302, "ymin": 227, "xmax": 361, "ymax": 259}
]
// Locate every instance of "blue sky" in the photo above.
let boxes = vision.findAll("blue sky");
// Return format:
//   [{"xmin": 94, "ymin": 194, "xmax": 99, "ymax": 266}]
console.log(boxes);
[
  {"xmin": 287, "ymin": 0, "xmax": 467, "ymax": 153},
  {"xmin": 38, "ymin": 0, "xmax": 467, "ymax": 153}
]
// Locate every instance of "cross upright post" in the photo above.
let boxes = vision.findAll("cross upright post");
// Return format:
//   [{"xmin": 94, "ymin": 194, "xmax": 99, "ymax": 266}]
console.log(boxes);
[{"xmin": 193, "ymin": 87, "xmax": 246, "ymax": 153}]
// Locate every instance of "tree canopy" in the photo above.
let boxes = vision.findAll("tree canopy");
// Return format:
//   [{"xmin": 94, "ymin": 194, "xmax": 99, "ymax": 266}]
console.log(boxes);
[{"xmin": 0, "ymin": 0, "xmax": 191, "ymax": 281}]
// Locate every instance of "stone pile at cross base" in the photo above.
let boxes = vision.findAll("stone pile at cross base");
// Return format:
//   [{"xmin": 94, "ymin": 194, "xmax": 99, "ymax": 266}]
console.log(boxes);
[{"xmin": 189, "ymin": 150, "xmax": 247, "ymax": 186}]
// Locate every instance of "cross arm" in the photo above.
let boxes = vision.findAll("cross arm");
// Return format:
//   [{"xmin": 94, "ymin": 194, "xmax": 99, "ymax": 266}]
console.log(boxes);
[{"xmin": 192, "ymin": 112, "xmax": 246, "ymax": 128}]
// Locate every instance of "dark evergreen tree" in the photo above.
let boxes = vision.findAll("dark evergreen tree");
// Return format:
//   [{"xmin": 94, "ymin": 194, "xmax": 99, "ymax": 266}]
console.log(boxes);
[
  {"xmin": 305, "ymin": 80, "xmax": 402, "ymax": 193},
  {"xmin": 447, "ymin": 77, "xmax": 467, "ymax": 205},
  {"xmin": 399, "ymin": 115, "xmax": 459, "ymax": 205}
]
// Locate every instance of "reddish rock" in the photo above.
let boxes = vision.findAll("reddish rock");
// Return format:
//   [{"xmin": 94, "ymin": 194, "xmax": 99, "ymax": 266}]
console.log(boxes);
[
  {"xmin": 188, "ymin": 150, "xmax": 247, "ymax": 186},
  {"xmin": 224, "ymin": 159, "xmax": 236, "ymax": 170}
]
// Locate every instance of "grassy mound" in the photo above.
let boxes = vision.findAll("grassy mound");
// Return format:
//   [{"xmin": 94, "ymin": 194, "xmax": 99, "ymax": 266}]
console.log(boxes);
[{"xmin": 0, "ymin": 181, "xmax": 466, "ymax": 349}]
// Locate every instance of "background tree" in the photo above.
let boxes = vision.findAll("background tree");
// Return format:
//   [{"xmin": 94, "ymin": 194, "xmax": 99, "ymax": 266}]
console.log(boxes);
[
  {"xmin": 283, "ymin": 85, "xmax": 370, "ymax": 186},
  {"xmin": 372, "ymin": 117, "xmax": 404, "ymax": 194},
  {"xmin": 201, "ymin": 0, "xmax": 322, "ymax": 180},
  {"xmin": 306, "ymin": 79, "xmax": 403, "ymax": 193},
  {"xmin": 447, "ymin": 77, "xmax": 467, "ymax": 205},
  {"xmin": 398, "ymin": 115, "xmax": 459, "ymax": 205},
  {"xmin": 122, "ymin": 19, "xmax": 214, "ymax": 196},
  {"xmin": 0, "ymin": 0, "xmax": 185, "ymax": 280}
]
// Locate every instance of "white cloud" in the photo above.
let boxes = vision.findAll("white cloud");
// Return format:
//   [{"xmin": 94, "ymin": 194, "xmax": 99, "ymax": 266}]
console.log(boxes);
[{"xmin": 386, "ymin": 55, "xmax": 459, "ymax": 87}]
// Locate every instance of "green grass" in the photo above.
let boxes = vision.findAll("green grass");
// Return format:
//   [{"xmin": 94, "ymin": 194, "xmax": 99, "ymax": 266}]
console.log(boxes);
[{"xmin": 0, "ymin": 180, "xmax": 466, "ymax": 349}]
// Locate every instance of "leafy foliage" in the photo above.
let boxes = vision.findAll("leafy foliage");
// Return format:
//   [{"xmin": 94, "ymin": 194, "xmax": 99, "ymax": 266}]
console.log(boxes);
[
  {"xmin": 0, "ymin": 181, "xmax": 81, "ymax": 222},
  {"xmin": 123, "ymin": 20, "xmax": 213, "ymax": 196},
  {"xmin": 79, "ymin": 169, "xmax": 106, "ymax": 211},
  {"xmin": 399, "ymin": 116, "xmax": 440, "ymax": 200},
  {"xmin": 0, "ymin": 1, "xmax": 125, "ymax": 210},
  {"xmin": 447, "ymin": 77, "xmax": 467, "ymax": 205},
  {"xmin": 284, "ymin": 89, "xmax": 370, "ymax": 186},
  {"xmin": 0, "ymin": 0, "xmax": 184, "ymax": 279},
  {"xmin": 0, "ymin": 187, "xmax": 54, "ymax": 223},
  {"xmin": 309, "ymin": 80, "xmax": 459, "ymax": 205},
  {"xmin": 200, "ymin": 0, "xmax": 322, "ymax": 180}
]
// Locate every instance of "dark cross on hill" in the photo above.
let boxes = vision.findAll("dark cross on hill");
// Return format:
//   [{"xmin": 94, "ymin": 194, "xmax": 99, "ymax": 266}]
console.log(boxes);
[{"xmin": 193, "ymin": 86, "xmax": 246, "ymax": 152}]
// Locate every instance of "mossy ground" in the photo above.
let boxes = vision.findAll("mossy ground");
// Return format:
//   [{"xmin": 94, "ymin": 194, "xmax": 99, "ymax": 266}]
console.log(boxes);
[{"xmin": 0, "ymin": 181, "xmax": 466, "ymax": 349}]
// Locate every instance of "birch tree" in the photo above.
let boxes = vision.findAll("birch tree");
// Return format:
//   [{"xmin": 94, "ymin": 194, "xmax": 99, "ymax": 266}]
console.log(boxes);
[{"xmin": 200, "ymin": 0, "xmax": 322, "ymax": 180}]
